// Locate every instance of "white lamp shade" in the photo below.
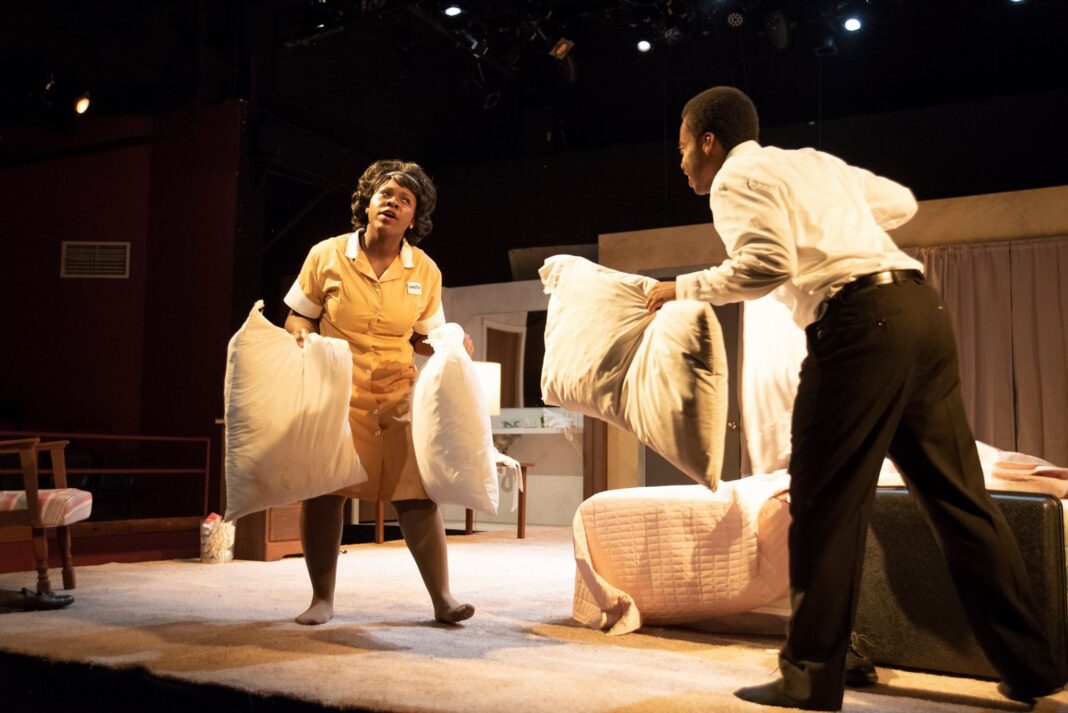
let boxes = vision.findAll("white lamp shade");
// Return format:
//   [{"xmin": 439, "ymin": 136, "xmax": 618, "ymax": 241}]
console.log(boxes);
[{"xmin": 472, "ymin": 361, "xmax": 501, "ymax": 416}]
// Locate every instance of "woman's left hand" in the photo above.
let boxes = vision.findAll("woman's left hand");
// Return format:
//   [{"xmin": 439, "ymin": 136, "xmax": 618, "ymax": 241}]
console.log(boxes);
[{"xmin": 463, "ymin": 333, "xmax": 475, "ymax": 356}]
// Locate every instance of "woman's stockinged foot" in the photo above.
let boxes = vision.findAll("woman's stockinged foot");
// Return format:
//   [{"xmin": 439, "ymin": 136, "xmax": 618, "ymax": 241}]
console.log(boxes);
[
  {"xmin": 295, "ymin": 598, "xmax": 334, "ymax": 625},
  {"xmin": 434, "ymin": 598, "xmax": 475, "ymax": 625}
]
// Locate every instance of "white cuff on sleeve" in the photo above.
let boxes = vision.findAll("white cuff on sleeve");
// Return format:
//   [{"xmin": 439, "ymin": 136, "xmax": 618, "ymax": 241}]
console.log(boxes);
[
  {"xmin": 413, "ymin": 303, "xmax": 445, "ymax": 335},
  {"xmin": 675, "ymin": 272, "xmax": 701, "ymax": 301},
  {"xmin": 283, "ymin": 279, "xmax": 323, "ymax": 319}
]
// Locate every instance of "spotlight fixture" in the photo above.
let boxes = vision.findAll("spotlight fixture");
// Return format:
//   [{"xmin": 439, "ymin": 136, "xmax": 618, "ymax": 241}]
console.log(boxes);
[
  {"xmin": 763, "ymin": 9, "xmax": 789, "ymax": 50},
  {"xmin": 458, "ymin": 29, "xmax": 488, "ymax": 56},
  {"xmin": 74, "ymin": 91, "xmax": 91, "ymax": 115},
  {"xmin": 663, "ymin": 26, "xmax": 685, "ymax": 47},
  {"xmin": 636, "ymin": 39, "xmax": 652, "ymax": 53},
  {"xmin": 444, "ymin": 5, "xmax": 462, "ymax": 16},
  {"xmin": 548, "ymin": 37, "xmax": 575, "ymax": 60},
  {"xmin": 814, "ymin": 35, "xmax": 837, "ymax": 56},
  {"xmin": 843, "ymin": 16, "xmax": 861, "ymax": 32},
  {"xmin": 727, "ymin": 12, "xmax": 744, "ymax": 28}
]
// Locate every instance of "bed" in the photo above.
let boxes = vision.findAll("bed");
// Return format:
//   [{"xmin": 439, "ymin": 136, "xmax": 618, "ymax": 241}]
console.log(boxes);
[
  {"xmin": 572, "ymin": 472, "xmax": 790, "ymax": 635},
  {"xmin": 572, "ymin": 448, "xmax": 1068, "ymax": 636}
]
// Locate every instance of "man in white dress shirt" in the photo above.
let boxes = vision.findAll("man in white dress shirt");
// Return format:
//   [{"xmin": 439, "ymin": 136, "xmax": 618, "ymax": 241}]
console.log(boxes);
[{"xmin": 646, "ymin": 86, "xmax": 1062, "ymax": 710}]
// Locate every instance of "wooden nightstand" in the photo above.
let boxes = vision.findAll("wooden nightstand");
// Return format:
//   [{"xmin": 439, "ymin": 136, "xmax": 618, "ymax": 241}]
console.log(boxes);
[{"xmin": 233, "ymin": 502, "xmax": 303, "ymax": 561}]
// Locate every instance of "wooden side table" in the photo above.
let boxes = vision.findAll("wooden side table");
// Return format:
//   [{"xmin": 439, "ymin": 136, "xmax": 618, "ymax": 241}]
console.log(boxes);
[
  {"xmin": 465, "ymin": 462, "xmax": 531, "ymax": 539},
  {"xmin": 371, "ymin": 463, "xmax": 532, "ymax": 542}
]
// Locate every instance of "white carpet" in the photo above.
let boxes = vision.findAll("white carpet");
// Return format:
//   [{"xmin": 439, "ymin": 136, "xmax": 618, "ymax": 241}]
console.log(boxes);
[{"xmin": 1, "ymin": 526, "xmax": 1065, "ymax": 712}]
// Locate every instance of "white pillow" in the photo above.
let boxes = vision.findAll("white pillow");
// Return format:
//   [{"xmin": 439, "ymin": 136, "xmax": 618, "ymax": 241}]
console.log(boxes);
[
  {"xmin": 740, "ymin": 290, "xmax": 807, "ymax": 474},
  {"xmin": 539, "ymin": 256, "xmax": 728, "ymax": 489},
  {"xmin": 223, "ymin": 300, "xmax": 366, "ymax": 521},
  {"xmin": 412, "ymin": 323, "xmax": 499, "ymax": 514}
]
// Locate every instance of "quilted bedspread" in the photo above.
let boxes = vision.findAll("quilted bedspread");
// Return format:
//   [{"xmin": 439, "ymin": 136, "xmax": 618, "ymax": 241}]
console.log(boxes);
[{"xmin": 572, "ymin": 472, "xmax": 791, "ymax": 635}]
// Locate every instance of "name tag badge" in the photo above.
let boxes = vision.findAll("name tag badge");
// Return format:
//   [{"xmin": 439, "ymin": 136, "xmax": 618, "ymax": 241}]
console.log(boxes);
[{"xmin": 407, "ymin": 281, "xmax": 422, "ymax": 295}]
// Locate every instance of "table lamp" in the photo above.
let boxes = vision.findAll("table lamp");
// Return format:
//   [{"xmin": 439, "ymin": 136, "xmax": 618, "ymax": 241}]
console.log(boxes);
[{"xmin": 471, "ymin": 361, "xmax": 501, "ymax": 416}]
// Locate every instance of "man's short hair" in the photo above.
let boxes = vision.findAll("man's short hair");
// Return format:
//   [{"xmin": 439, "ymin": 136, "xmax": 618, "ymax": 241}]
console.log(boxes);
[{"xmin": 682, "ymin": 87, "xmax": 759, "ymax": 152}]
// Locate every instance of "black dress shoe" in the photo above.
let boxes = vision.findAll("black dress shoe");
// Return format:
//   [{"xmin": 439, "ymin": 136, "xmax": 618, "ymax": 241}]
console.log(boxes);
[
  {"xmin": 734, "ymin": 680, "xmax": 840, "ymax": 711},
  {"xmin": 844, "ymin": 633, "xmax": 878, "ymax": 687},
  {"xmin": 997, "ymin": 681, "xmax": 1063, "ymax": 703},
  {"xmin": 5, "ymin": 587, "xmax": 75, "ymax": 611}
]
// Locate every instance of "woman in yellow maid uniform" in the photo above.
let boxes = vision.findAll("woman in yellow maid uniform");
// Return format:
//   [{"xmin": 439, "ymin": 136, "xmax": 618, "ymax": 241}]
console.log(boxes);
[{"xmin": 283, "ymin": 159, "xmax": 474, "ymax": 625}]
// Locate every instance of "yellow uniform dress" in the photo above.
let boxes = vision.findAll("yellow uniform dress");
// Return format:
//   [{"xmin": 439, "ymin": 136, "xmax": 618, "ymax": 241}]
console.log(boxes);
[{"xmin": 284, "ymin": 231, "xmax": 444, "ymax": 501}]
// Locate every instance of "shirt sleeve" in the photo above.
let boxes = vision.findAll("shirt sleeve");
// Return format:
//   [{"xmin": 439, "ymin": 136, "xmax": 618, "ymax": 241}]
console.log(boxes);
[
  {"xmin": 675, "ymin": 173, "xmax": 794, "ymax": 305},
  {"xmin": 413, "ymin": 264, "xmax": 445, "ymax": 335},
  {"xmin": 854, "ymin": 166, "xmax": 918, "ymax": 230},
  {"xmin": 283, "ymin": 244, "xmax": 326, "ymax": 319}
]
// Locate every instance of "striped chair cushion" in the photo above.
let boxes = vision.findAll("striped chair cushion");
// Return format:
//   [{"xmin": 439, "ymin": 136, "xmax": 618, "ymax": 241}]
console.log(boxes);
[{"xmin": 0, "ymin": 489, "xmax": 93, "ymax": 526}]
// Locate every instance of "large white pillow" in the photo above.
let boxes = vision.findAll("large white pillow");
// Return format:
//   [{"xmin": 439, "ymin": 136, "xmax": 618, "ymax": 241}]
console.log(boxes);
[
  {"xmin": 539, "ymin": 256, "xmax": 728, "ymax": 489},
  {"xmin": 412, "ymin": 323, "xmax": 499, "ymax": 514},
  {"xmin": 223, "ymin": 300, "xmax": 366, "ymax": 521}
]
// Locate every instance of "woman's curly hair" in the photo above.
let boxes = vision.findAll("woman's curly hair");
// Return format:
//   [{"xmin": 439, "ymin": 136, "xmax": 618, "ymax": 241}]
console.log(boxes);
[{"xmin": 350, "ymin": 160, "xmax": 437, "ymax": 245}]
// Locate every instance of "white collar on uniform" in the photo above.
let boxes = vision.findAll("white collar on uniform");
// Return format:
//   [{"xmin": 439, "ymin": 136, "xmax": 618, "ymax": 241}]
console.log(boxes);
[{"xmin": 346, "ymin": 229, "xmax": 415, "ymax": 268}]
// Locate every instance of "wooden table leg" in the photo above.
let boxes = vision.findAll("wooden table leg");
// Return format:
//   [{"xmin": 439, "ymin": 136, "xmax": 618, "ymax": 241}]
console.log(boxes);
[
  {"xmin": 375, "ymin": 500, "xmax": 385, "ymax": 544},
  {"xmin": 517, "ymin": 465, "xmax": 527, "ymax": 539},
  {"xmin": 465, "ymin": 508, "xmax": 474, "ymax": 535}
]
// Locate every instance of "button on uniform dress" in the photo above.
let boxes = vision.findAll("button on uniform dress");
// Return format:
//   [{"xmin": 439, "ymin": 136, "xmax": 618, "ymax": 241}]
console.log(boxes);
[{"xmin": 285, "ymin": 231, "xmax": 445, "ymax": 502}]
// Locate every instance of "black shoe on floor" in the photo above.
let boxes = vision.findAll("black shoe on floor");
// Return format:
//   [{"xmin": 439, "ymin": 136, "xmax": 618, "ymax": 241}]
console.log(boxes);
[
  {"xmin": 734, "ymin": 679, "xmax": 841, "ymax": 711},
  {"xmin": 844, "ymin": 633, "xmax": 878, "ymax": 688},
  {"xmin": 3, "ymin": 587, "xmax": 75, "ymax": 611},
  {"xmin": 997, "ymin": 681, "xmax": 1063, "ymax": 704}
]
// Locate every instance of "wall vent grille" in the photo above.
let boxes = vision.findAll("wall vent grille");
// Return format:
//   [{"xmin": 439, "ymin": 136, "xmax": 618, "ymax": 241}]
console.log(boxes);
[{"xmin": 60, "ymin": 241, "xmax": 131, "ymax": 279}]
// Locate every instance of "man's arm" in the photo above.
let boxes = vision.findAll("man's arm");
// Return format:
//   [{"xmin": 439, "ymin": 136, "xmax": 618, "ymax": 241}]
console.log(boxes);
[
  {"xmin": 855, "ymin": 166, "xmax": 918, "ymax": 230},
  {"xmin": 674, "ymin": 175, "xmax": 795, "ymax": 307}
]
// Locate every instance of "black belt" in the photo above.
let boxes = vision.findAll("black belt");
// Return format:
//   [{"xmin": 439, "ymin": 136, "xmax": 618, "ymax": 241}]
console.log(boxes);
[
  {"xmin": 833, "ymin": 268, "xmax": 924, "ymax": 301},
  {"xmin": 817, "ymin": 269, "xmax": 924, "ymax": 320}
]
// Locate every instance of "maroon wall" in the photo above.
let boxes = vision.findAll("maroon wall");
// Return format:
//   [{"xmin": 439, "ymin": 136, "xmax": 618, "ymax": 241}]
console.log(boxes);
[
  {"xmin": 1, "ymin": 117, "xmax": 154, "ymax": 434},
  {"xmin": 0, "ymin": 104, "xmax": 242, "ymax": 440},
  {"xmin": 140, "ymin": 103, "xmax": 242, "ymax": 439}
]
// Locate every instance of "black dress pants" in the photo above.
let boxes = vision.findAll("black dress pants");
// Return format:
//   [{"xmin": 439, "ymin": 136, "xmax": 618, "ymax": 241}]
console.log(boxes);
[{"xmin": 779, "ymin": 277, "xmax": 1060, "ymax": 708}]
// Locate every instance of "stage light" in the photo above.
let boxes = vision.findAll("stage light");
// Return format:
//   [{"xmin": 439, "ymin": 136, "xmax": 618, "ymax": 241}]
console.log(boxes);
[
  {"xmin": 637, "ymin": 39, "xmax": 652, "ymax": 53},
  {"xmin": 843, "ymin": 17, "xmax": 862, "ymax": 32},
  {"xmin": 74, "ymin": 91, "xmax": 91, "ymax": 114},
  {"xmin": 814, "ymin": 35, "xmax": 837, "ymax": 56},
  {"xmin": 444, "ymin": 5, "xmax": 462, "ymax": 16},
  {"xmin": 1008, "ymin": 0, "xmax": 1026, "ymax": 4},
  {"xmin": 549, "ymin": 37, "xmax": 574, "ymax": 60},
  {"xmin": 727, "ymin": 12, "xmax": 744, "ymax": 28}
]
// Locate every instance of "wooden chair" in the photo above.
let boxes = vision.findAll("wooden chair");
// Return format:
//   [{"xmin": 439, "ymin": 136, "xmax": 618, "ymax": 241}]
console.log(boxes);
[{"xmin": 0, "ymin": 438, "xmax": 93, "ymax": 593}]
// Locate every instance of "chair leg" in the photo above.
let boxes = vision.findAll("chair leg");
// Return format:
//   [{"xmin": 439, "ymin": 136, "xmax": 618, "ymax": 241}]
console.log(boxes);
[
  {"xmin": 31, "ymin": 527, "xmax": 53, "ymax": 594},
  {"xmin": 57, "ymin": 525, "xmax": 76, "ymax": 590}
]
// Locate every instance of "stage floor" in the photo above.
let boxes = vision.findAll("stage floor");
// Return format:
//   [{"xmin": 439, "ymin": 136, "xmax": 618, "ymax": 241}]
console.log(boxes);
[{"xmin": 1, "ymin": 526, "xmax": 1064, "ymax": 712}]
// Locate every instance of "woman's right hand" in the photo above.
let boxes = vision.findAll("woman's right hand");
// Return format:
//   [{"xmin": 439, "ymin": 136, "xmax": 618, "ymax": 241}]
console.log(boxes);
[{"xmin": 284, "ymin": 310, "xmax": 319, "ymax": 348}]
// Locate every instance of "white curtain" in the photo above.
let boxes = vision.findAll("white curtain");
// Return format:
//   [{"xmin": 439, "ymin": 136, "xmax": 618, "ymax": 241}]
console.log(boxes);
[{"xmin": 907, "ymin": 236, "xmax": 1068, "ymax": 466}]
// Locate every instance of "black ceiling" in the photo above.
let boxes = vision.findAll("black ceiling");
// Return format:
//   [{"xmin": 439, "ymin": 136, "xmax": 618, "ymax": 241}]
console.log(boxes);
[{"xmin": 3, "ymin": 0, "xmax": 1067, "ymax": 166}]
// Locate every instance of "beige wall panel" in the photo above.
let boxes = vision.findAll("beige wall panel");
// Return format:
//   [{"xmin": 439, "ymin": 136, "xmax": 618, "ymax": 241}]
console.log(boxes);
[{"xmin": 600, "ymin": 186, "xmax": 1068, "ymax": 277}]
